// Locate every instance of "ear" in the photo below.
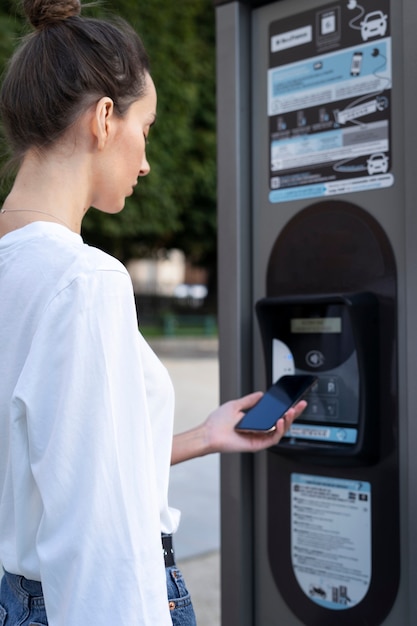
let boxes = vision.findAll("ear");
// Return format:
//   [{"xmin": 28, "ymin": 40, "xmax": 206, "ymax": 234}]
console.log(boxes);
[{"xmin": 91, "ymin": 97, "xmax": 115, "ymax": 150}]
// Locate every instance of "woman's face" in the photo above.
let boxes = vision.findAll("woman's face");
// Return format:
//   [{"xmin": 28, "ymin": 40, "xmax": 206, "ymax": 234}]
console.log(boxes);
[{"xmin": 91, "ymin": 73, "xmax": 157, "ymax": 214}]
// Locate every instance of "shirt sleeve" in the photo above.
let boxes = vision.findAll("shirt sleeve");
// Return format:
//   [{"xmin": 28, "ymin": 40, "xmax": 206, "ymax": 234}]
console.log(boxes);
[{"xmin": 13, "ymin": 266, "xmax": 172, "ymax": 625}]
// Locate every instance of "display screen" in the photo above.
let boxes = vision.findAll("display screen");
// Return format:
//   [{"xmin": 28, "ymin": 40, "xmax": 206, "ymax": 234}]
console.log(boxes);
[{"xmin": 291, "ymin": 317, "xmax": 342, "ymax": 334}]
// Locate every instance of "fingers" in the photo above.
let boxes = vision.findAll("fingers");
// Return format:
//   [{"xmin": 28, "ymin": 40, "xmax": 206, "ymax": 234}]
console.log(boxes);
[
  {"xmin": 284, "ymin": 401, "xmax": 306, "ymax": 425},
  {"xmin": 277, "ymin": 400, "xmax": 307, "ymax": 437},
  {"xmin": 235, "ymin": 391, "xmax": 263, "ymax": 412},
  {"xmin": 292, "ymin": 399, "xmax": 307, "ymax": 418}
]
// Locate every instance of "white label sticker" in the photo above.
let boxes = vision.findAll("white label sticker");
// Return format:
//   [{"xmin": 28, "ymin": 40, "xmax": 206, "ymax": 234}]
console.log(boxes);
[
  {"xmin": 271, "ymin": 26, "xmax": 313, "ymax": 53},
  {"xmin": 291, "ymin": 473, "xmax": 371, "ymax": 610}
]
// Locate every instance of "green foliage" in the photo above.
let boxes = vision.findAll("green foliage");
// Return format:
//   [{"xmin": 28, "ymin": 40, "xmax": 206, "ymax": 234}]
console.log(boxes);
[
  {"xmin": 0, "ymin": 0, "xmax": 217, "ymax": 272},
  {"xmin": 0, "ymin": 3, "xmax": 26, "ymax": 195}
]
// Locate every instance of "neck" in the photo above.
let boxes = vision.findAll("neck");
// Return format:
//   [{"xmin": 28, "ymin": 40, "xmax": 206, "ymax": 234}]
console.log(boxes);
[{"xmin": 3, "ymin": 151, "xmax": 90, "ymax": 233}]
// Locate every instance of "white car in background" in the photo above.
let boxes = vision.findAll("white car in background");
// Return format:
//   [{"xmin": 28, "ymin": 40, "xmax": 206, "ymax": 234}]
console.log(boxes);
[{"xmin": 360, "ymin": 11, "xmax": 388, "ymax": 41}]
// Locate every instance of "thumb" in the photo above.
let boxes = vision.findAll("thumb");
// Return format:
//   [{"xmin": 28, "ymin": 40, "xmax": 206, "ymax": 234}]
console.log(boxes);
[{"xmin": 236, "ymin": 391, "xmax": 263, "ymax": 412}]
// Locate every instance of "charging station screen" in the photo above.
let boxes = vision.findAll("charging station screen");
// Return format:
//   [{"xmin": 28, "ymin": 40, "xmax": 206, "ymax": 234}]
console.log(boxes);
[
  {"xmin": 267, "ymin": 0, "xmax": 392, "ymax": 204},
  {"xmin": 291, "ymin": 317, "xmax": 342, "ymax": 334}
]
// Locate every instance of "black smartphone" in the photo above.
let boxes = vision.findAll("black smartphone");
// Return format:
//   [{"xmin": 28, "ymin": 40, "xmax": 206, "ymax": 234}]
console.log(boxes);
[{"xmin": 234, "ymin": 374, "xmax": 317, "ymax": 434}]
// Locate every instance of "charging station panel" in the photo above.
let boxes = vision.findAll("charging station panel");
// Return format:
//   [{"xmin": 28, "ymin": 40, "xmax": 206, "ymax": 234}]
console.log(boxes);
[
  {"xmin": 254, "ymin": 201, "xmax": 399, "ymax": 625},
  {"xmin": 256, "ymin": 293, "xmax": 379, "ymax": 460}
]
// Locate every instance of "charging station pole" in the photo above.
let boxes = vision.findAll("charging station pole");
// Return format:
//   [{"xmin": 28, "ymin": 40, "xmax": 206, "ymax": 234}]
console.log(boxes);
[{"xmin": 215, "ymin": 1, "xmax": 417, "ymax": 624}]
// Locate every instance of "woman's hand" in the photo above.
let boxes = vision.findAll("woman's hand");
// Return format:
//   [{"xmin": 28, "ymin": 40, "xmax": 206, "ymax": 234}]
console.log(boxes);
[
  {"xmin": 202, "ymin": 391, "xmax": 307, "ymax": 455},
  {"xmin": 171, "ymin": 391, "xmax": 307, "ymax": 464}
]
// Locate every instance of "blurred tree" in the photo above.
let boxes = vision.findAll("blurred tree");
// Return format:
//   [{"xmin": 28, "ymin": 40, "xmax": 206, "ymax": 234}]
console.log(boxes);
[
  {"xmin": 0, "ymin": 1, "xmax": 217, "ymax": 282},
  {"xmin": 0, "ymin": 2, "xmax": 27, "ymax": 194}
]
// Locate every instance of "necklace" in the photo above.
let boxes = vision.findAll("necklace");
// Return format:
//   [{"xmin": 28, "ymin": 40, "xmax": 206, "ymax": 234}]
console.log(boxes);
[{"xmin": 0, "ymin": 208, "xmax": 72, "ymax": 230}]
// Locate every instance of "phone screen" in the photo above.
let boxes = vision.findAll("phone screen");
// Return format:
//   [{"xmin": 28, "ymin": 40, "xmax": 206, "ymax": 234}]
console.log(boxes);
[{"xmin": 235, "ymin": 375, "xmax": 317, "ymax": 433}]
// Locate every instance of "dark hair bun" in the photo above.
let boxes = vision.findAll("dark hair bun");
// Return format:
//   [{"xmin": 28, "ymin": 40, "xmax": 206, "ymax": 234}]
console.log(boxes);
[{"xmin": 23, "ymin": 0, "xmax": 81, "ymax": 29}]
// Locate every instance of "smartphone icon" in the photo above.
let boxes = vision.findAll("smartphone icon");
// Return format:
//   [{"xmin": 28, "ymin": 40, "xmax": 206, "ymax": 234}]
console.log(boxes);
[
  {"xmin": 235, "ymin": 375, "xmax": 318, "ymax": 434},
  {"xmin": 350, "ymin": 52, "xmax": 363, "ymax": 76}
]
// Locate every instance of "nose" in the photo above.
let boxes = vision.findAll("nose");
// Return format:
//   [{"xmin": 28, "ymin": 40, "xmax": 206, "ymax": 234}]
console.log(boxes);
[{"xmin": 139, "ymin": 154, "xmax": 151, "ymax": 177}]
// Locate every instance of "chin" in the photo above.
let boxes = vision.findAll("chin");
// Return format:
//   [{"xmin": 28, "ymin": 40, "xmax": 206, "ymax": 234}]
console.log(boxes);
[{"xmin": 92, "ymin": 201, "xmax": 126, "ymax": 215}]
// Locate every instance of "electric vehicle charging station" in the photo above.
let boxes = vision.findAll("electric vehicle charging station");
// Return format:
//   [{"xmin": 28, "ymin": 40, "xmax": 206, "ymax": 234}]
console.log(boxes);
[{"xmin": 214, "ymin": 0, "xmax": 417, "ymax": 624}]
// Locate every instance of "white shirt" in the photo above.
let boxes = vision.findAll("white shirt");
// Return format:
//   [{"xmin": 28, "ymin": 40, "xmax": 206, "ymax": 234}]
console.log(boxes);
[{"xmin": 0, "ymin": 222, "xmax": 179, "ymax": 625}]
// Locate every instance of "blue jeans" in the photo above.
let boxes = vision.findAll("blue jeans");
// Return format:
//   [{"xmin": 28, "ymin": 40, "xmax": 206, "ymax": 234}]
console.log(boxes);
[
  {"xmin": 0, "ymin": 567, "xmax": 196, "ymax": 625},
  {"xmin": 0, "ymin": 571, "xmax": 46, "ymax": 626},
  {"xmin": 166, "ymin": 565, "xmax": 197, "ymax": 626}
]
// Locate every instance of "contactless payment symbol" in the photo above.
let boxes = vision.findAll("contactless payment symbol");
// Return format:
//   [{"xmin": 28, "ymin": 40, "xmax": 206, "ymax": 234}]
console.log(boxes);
[{"xmin": 306, "ymin": 350, "xmax": 325, "ymax": 367}]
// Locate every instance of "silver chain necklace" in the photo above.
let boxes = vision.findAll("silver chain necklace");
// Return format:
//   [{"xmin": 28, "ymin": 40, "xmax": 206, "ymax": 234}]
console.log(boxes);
[{"xmin": 0, "ymin": 208, "xmax": 72, "ymax": 230}]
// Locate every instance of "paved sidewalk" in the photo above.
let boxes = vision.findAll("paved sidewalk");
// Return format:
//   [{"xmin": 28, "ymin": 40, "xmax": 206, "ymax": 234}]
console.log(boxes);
[{"xmin": 149, "ymin": 337, "xmax": 221, "ymax": 626}]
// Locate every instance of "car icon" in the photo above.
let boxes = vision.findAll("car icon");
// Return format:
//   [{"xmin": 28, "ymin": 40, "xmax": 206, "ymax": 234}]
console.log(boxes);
[
  {"xmin": 360, "ymin": 11, "xmax": 388, "ymax": 41},
  {"xmin": 367, "ymin": 153, "xmax": 389, "ymax": 175}
]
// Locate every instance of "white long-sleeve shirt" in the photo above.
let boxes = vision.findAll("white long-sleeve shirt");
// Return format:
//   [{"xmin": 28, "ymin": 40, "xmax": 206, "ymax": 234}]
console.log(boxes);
[{"xmin": 0, "ymin": 222, "xmax": 179, "ymax": 625}]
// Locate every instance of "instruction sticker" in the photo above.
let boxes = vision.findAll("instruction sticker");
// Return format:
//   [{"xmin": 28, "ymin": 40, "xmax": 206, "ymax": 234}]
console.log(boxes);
[
  {"xmin": 268, "ymin": 0, "xmax": 392, "ymax": 202},
  {"xmin": 291, "ymin": 473, "xmax": 371, "ymax": 610}
]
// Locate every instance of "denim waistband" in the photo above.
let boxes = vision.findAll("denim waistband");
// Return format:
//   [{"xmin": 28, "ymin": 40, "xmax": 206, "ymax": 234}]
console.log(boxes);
[{"xmin": 2, "ymin": 569, "xmax": 45, "ymax": 607}]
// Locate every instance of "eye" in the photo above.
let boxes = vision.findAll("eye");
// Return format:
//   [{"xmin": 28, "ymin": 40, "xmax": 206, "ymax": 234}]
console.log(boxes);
[{"xmin": 143, "ymin": 133, "xmax": 149, "ymax": 146}]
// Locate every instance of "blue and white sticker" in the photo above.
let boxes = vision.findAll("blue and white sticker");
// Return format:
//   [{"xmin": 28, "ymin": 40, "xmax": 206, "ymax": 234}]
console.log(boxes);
[
  {"xmin": 284, "ymin": 423, "xmax": 358, "ymax": 444},
  {"xmin": 291, "ymin": 473, "xmax": 371, "ymax": 610},
  {"xmin": 268, "ymin": 0, "xmax": 392, "ymax": 202}
]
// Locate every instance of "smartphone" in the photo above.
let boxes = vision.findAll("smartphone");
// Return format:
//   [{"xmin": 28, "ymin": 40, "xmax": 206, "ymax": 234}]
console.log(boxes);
[{"xmin": 235, "ymin": 374, "xmax": 318, "ymax": 434}]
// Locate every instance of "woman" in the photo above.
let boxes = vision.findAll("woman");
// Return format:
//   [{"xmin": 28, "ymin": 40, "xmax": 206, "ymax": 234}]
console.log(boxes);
[{"xmin": 0, "ymin": 1, "xmax": 305, "ymax": 624}]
